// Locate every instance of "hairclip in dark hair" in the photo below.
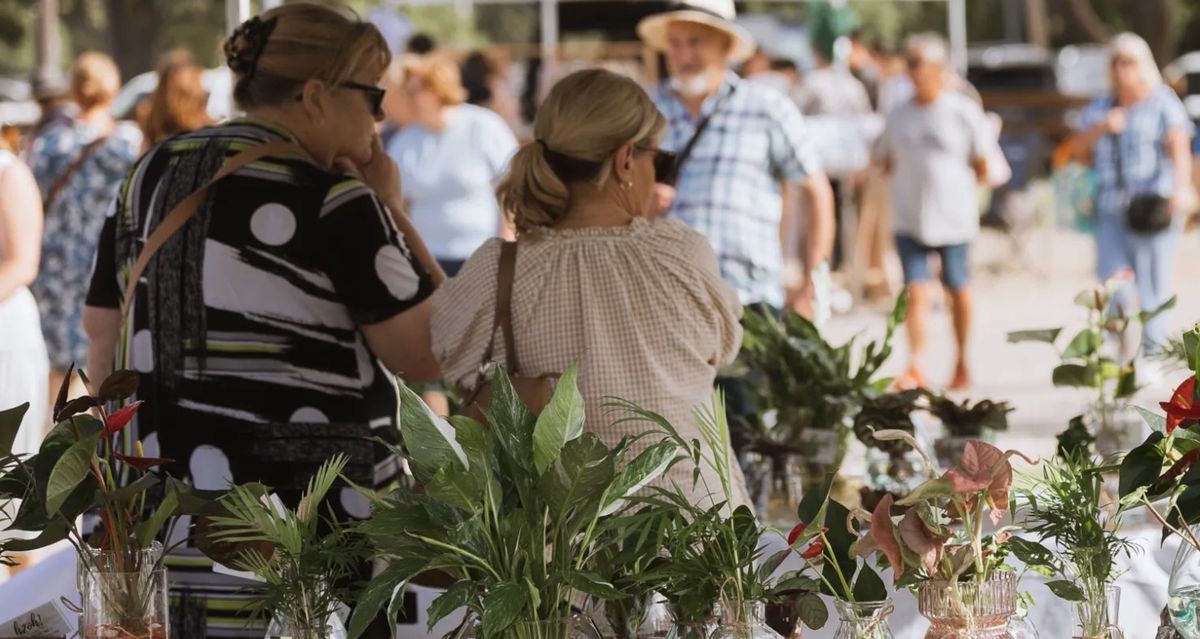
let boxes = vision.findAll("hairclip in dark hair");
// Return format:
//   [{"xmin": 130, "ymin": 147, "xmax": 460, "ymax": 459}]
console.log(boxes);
[
  {"xmin": 224, "ymin": 15, "xmax": 279, "ymax": 80},
  {"xmin": 536, "ymin": 140, "xmax": 603, "ymax": 182}
]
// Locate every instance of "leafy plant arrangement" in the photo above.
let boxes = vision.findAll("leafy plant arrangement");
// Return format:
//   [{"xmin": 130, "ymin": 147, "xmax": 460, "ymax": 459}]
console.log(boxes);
[
  {"xmin": 351, "ymin": 365, "xmax": 685, "ymax": 639},
  {"xmin": 853, "ymin": 433, "xmax": 1034, "ymax": 608},
  {"xmin": 586, "ymin": 507, "xmax": 676, "ymax": 639},
  {"xmin": 736, "ymin": 292, "xmax": 908, "ymax": 452},
  {"xmin": 609, "ymin": 394, "xmax": 824, "ymax": 635},
  {"xmin": 1010, "ymin": 450, "xmax": 1136, "ymax": 637},
  {"xmin": 1008, "ymin": 275, "xmax": 1175, "ymax": 443},
  {"xmin": 0, "ymin": 367, "xmax": 202, "ymax": 639},
  {"xmin": 201, "ymin": 453, "xmax": 369, "ymax": 638},
  {"xmin": 926, "ymin": 395, "xmax": 1012, "ymax": 440},
  {"xmin": 788, "ymin": 474, "xmax": 889, "ymax": 622}
]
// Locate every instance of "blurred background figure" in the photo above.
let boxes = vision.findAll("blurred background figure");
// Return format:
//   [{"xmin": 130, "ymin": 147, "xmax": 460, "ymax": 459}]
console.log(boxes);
[
  {"xmin": 387, "ymin": 53, "xmax": 518, "ymax": 278},
  {"xmin": 877, "ymin": 33, "xmax": 991, "ymax": 391},
  {"xmin": 0, "ymin": 122, "xmax": 48, "ymax": 583},
  {"xmin": 406, "ymin": 32, "xmax": 437, "ymax": 55},
  {"xmin": 135, "ymin": 51, "xmax": 213, "ymax": 150},
  {"xmin": 27, "ymin": 52, "xmax": 142, "ymax": 409},
  {"xmin": 461, "ymin": 47, "xmax": 523, "ymax": 133},
  {"xmin": 379, "ymin": 55, "xmax": 412, "ymax": 148},
  {"xmin": 1070, "ymin": 32, "xmax": 1192, "ymax": 355},
  {"xmin": 24, "ymin": 68, "xmax": 76, "ymax": 156}
]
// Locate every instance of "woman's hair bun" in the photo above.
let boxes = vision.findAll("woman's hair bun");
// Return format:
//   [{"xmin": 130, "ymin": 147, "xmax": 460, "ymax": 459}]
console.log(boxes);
[{"xmin": 223, "ymin": 15, "xmax": 278, "ymax": 78}]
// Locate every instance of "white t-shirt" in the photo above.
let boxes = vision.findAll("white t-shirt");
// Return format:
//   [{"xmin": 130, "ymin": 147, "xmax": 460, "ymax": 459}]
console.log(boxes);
[
  {"xmin": 876, "ymin": 91, "xmax": 990, "ymax": 246},
  {"xmin": 387, "ymin": 104, "xmax": 518, "ymax": 261}
]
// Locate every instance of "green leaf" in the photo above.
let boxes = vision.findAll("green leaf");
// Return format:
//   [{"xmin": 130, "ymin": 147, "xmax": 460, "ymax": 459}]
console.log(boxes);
[
  {"xmin": 348, "ymin": 558, "xmax": 428, "ymax": 638},
  {"xmin": 397, "ymin": 382, "xmax": 468, "ymax": 482},
  {"xmin": 1007, "ymin": 328, "xmax": 1062, "ymax": 345},
  {"xmin": 564, "ymin": 571, "xmax": 624, "ymax": 600},
  {"xmin": 1052, "ymin": 363, "xmax": 1097, "ymax": 388},
  {"xmin": 0, "ymin": 403, "xmax": 29, "ymax": 457},
  {"xmin": 1135, "ymin": 406, "xmax": 1169, "ymax": 434},
  {"xmin": 133, "ymin": 488, "xmax": 178, "ymax": 547},
  {"xmin": 1005, "ymin": 537, "xmax": 1056, "ymax": 571},
  {"xmin": 481, "ymin": 581, "xmax": 528, "ymax": 638},
  {"xmin": 426, "ymin": 463, "xmax": 481, "ymax": 512},
  {"xmin": 485, "ymin": 367, "xmax": 536, "ymax": 474},
  {"xmin": 427, "ymin": 581, "xmax": 474, "ymax": 630},
  {"xmin": 1139, "ymin": 296, "xmax": 1177, "ymax": 325},
  {"xmin": 795, "ymin": 592, "xmax": 828, "ymax": 630},
  {"xmin": 1115, "ymin": 368, "xmax": 1139, "ymax": 400},
  {"xmin": 538, "ymin": 433, "xmax": 613, "ymax": 516},
  {"xmin": 1062, "ymin": 329, "xmax": 1101, "ymax": 360},
  {"xmin": 0, "ymin": 517, "xmax": 70, "ymax": 553},
  {"xmin": 1185, "ymin": 328, "xmax": 1200, "ymax": 370},
  {"xmin": 1119, "ymin": 433, "xmax": 1165, "ymax": 498},
  {"xmin": 895, "ymin": 478, "xmax": 956, "ymax": 506},
  {"xmin": 45, "ymin": 434, "xmax": 98, "ymax": 514},
  {"xmin": 852, "ymin": 565, "xmax": 888, "ymax": 602},
  {"xmin": 1046, "ymin": 579, "xmax": 1085, "ymax": 602},
  {"xmin": 532, "ymin": 363, "xmax": 584, "ymax": 475},
  {"xmin": 599, "ymin": 440, "xmax": 679, "ymax": 516}
]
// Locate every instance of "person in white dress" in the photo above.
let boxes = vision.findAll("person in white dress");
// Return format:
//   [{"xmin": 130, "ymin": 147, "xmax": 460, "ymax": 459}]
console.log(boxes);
[
  {"xmin": 0, "ymin": 136, "xmax": 50, "ymax": 582},
  {"xmin": 431, "ymin": 69, "xmax": 749, "ymax": 508}
]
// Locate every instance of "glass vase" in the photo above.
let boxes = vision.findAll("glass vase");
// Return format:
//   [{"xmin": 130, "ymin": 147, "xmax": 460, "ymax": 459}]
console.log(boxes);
[
  {"xmin": 665, "ymin": 604, "xmax": 719, "ymax": 639},
  {"xmin": 712, "ymin": 601, "xmax": 783, "ymax": 639},
  {"xmin": 832, "ymin": 600, "xmax": 894, "ymax": 639},
  {"xmin": 917, "ymin": 572, "xmax": 1017, "ymax": 639},
  {"xmin": 78, "ymin": 542, "xmax": 169, "ymax": 639},
  {"xmin": 1073, "ymin": 585, "xmax": 1123, "ymax": 639},
  {"xmin": 1168, "ymin": 530, "xmax": 1200, "ymax": 639},
  {"xmin": 265, "ymin": 613, "xmax": 347, "ymax": 639},
  {"xmin": 492, "ymin": 616, "xmax": 601, "ymax": 639}
]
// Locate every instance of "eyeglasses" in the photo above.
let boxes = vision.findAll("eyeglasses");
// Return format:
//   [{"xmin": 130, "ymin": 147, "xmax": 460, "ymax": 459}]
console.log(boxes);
[
  {"xmin": 292, "ymin": 81, "xmax": 386, "ymax": 118},
  {"xmin": 340, "ymin": 81, "xmax": 386, "ymax": 118},
  {"xmin": 637, "ymin": 145, "xmax": 679, "ymax": 186}
]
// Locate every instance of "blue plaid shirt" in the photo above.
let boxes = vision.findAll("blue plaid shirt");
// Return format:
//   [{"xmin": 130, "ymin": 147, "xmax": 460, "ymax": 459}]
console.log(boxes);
[
  {"xmin": 1078, "ymin": 85, "xmax": 1193, "ymax": 218},
  {"xmin": 655, "ymin": 72, "xmax": 821, "ymax": 308}
]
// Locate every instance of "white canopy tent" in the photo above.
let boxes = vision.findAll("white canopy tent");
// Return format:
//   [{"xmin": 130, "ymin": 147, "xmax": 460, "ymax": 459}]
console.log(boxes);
[{"xmin": 223, "ymin": 0, "xmax": 970, "ymax": 75}]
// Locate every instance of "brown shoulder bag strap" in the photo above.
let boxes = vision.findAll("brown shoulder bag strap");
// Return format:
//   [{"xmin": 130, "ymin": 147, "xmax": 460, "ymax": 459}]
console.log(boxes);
[
  {"xmin": 119, "ymin": 139, "xmax": 307, "ymax": 316},
  {"xmin": 44, "ymin": 136, "xmax": 109, "ymax": 213},
  {"xmin": 495, "ymin": 241, "xmax": 520, "ymax": 373}
]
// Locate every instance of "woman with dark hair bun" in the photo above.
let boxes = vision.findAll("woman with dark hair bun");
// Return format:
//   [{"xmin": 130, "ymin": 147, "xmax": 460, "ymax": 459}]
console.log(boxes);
[{"xmin": 83, "ymin": 4, "xmax": 443, "ymax": 634}]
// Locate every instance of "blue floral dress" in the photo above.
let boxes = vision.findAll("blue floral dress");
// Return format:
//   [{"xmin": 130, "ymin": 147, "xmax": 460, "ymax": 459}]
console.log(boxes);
[{"xmin": 28, "ymin": 120, "xmax": 141, "ymax": 370}]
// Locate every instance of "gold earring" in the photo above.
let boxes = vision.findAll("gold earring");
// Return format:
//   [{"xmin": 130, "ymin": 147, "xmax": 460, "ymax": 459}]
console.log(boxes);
[{"xmin": 621, "ymin": 180, "xmax": 633, "ymax": 190}]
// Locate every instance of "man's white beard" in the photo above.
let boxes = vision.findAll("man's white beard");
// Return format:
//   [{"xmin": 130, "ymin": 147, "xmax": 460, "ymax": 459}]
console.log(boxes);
[{"xmin": 669, "ymin": 73, "xmax": 711, "ymax": 98}]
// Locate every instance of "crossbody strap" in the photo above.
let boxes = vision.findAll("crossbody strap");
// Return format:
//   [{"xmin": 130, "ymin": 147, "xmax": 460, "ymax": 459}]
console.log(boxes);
[
  {"xmin": 119, "ymin": 139, "xmax": 308, "ymax": 316},
  {"xmin": 476, "ymin": 241, "xmax": 520, "ymax": 382},
  {"xmin": 664, "ymin": 84, "xmax": 738, "ymax": 186},
  {"xmin": 44, "ymin": 135, "xmax": 109, "ymax": 213}
]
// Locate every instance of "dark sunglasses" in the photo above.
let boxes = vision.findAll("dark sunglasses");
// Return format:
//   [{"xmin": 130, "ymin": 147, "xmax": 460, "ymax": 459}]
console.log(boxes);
[
  {"xmin": 637, "ymin": 145, "xmax": 679, "ymax": 186},
  {"xmin": 296, "ymin": 81, "xmax": 386, "ymax": 118},
  {"xmin": 340, "ymin": 81, "xmax": 386, "ymax": 118}
]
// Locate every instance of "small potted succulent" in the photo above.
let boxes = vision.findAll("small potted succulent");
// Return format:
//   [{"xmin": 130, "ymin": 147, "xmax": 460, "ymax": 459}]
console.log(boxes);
[
  {"xmin": 854, "ymin": 433, "xmax": 1034, "ymax": 638},
  {"xmin": 926, "ymin": 394, "xmax": 1012, "ymax": 470}
]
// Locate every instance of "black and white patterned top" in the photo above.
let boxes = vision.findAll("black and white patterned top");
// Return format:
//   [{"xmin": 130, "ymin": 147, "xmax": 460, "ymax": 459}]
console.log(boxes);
[{"xmin": 86, "ymin": 118, "xmax": 433, "ymax": 635}]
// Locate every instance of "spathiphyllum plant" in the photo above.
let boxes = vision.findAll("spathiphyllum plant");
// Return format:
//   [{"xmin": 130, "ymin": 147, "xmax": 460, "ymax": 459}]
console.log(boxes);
[{"xmin": 350, "ymin": 365, "xmax": 685, "ymax": 639}]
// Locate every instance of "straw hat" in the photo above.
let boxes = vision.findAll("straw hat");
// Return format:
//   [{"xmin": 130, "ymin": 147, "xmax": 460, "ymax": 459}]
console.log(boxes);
[{"xmin": 637, "ymin": 0, "xmax": 756, "ymax": 64}]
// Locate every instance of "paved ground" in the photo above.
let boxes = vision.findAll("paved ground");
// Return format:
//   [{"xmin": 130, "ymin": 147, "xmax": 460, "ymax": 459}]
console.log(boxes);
[{"xmin": 823, "ymin": 225, "xmax": 1200, "ymax": 461}]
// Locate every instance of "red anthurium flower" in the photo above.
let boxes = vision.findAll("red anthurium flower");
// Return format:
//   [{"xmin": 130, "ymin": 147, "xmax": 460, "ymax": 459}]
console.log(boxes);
[
  {"xmin": 112, "ymin": 452, "xmax": 175, "ymax": 473},
  {"xmin": 801, "ymin": 540, "xmax": 825, "ymax": 559},
  {"xmin": 787, "ymin": 522, "xmax": 807, "ymax": 546},
  {"xmin": 104, "ymin": 401, "xmax": 144, "ymax": 435},
  {"xmin": 1162, "ymin": 377, "xmax": 1200, "ymax": 433}
]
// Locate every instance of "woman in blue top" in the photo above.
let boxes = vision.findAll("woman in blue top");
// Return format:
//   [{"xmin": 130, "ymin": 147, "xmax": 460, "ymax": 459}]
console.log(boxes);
[
  {"xmin": 386, "ymin": 54, "xmax": 518, "ymax": 277},
  {"xmin": 1071, "ymin": 33, "xmax": 1192, "ymax": 351}
]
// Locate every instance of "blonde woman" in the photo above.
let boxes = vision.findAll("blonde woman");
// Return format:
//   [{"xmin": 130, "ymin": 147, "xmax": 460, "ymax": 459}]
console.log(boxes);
[
  {"xmin": 387, "ymin": 54, "xmax": 518, "ymax": 276},
  {"xmin": 1071, "ymin": 32, "xmax": 1192, "ymax": 352},
  {"xmin": 28, "ymin": 52, "xmax": 141, "ymax": 403},
  {"xmin": 82, "ymin": 5, "xmax": 442, "ymax": 634},
  {"xmin": 432, "ymin": 69, "xmax": 749, "ymax": 508}
]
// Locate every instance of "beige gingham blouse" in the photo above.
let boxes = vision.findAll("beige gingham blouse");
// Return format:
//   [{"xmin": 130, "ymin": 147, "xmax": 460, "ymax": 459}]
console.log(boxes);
[{"xmin": 431, "ymin": 217, "xmax": 751, "ymax": 508}]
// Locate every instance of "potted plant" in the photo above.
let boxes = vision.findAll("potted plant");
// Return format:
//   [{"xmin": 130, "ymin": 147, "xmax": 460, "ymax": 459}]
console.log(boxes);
[
  {"xmin": 790, "ymin": 474, "xmax": 892, "ymax": 638},
  {"xmin": 854, "ymin": 389, "xmax": 927, "ymax": 500},
  {"xmin": 613, "ymin": 395, "xmax": 824, "ymax": 639},
  {"xmin": 0, "ymin": 367, "xmax": 198, "ymax": 639},
  {"xmin": 736, "ymin": 294, "xmax": 907, "ymax": 523},
  {"xmin": 854, "ymin": 432, "xmax": 1034, "ymax": 638},
  {"xmin": 926, "ymin": 395, "xmax": 1012, "ymax": 469},
  {"xmin": 349, "ymin": 365, "xmax": 685, "ymax": 639},
  {"xmin": 1118, "ymin": 325, "xmax": 1200, "ymax": 638},
  {"xmin": 1008, "ymin": 275, "xmax": 1174, "ymax": 454},
  {"xmin": 1011, "ymin": 450, "xmax": 1135, "ymax": 639},
  {"xmin": 199, "ymin": 454, "xmax": 368, "ymax": 639}
]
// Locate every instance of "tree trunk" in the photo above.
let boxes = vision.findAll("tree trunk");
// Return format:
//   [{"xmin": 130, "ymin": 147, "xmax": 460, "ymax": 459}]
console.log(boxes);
[
  {"xmin": 104, "ymin": 0, "xmax": 163, "ymax": 80},
  {"xmin": 1121, "ymin": 0, "xmax": 1177, "ymax": 65},
  {"xmin": 1053, "ymin": 0, "xmax": 1112, "ymax": 43}
]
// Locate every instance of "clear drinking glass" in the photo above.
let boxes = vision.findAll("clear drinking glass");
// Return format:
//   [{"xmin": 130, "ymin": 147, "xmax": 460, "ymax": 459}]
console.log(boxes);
[
  {"xmin": 711, "ymin": 601, "xmax": 783, "ymax": 639},
  {"xmin": 1074, "ymin": 585, "xmax": 1123, "ymax": 639},
  {"xmin": 78, "ymin": 542, "xmax": 169, "ymax": 639},
  {"xmin": 831, "ymin": 600, "xmax": 894, "ymax": 639}
]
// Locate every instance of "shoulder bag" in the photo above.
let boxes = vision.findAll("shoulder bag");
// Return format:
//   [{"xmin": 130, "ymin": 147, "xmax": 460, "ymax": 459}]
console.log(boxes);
[{"xmin": 1111, "ymin": 121, "xmax": 1172, "ymax": 235}]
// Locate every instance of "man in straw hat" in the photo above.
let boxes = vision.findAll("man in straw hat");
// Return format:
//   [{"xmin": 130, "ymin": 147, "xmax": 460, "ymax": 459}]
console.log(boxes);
[{"xmin": 638, "ymin": 0, "xmax": 835, "ymax": 320}]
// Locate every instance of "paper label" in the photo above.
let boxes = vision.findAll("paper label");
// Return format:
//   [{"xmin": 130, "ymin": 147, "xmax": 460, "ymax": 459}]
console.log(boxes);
[{"xmin": 0, "ymin": 601, "xmax": 74, "ymax": 638}]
